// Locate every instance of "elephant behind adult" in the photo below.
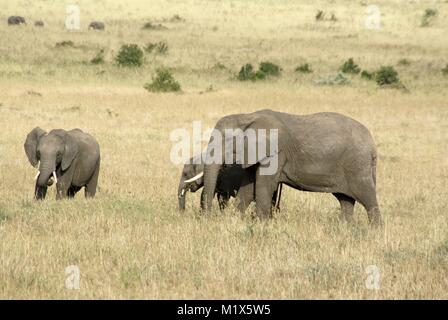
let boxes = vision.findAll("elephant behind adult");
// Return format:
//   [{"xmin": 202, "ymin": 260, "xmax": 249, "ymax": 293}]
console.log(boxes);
[
  {"xmin": 24, "ymin": 127, "xmax": 100, "ymax": 200},
  {"xmin": 201, "ymin": 109, "xmax": 382, "ymax": 226},
  {"xmin": 178, "ymin": 154, "xmax": 281, "ymax": 212}
]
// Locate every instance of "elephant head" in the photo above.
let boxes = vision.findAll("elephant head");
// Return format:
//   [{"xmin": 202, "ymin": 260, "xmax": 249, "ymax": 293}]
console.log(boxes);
[
  {"xmin": 24, "ymin": 127, "xmax": 78, "ymax": 199},
  {"xmin": 178, "ymin": 154, "xmax": 205, "ymax": 211}
]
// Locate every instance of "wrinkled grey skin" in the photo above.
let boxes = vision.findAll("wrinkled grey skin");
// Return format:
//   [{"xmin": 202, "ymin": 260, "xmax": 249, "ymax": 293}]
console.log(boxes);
[
  {"xmin": 8, "ymin": 16, "xmax": 26, "ymax": 25},
  {"xmin": 24, "ymin": 127, "xmax": 100, "ymax": 200},
  {"xmin": 178, "ymin": 155, "xmax": 281, "ymax": 212},
  {"xmin": 201, "ymin": 109, "xmax": 382, "ymax": 226},
  {"xmin": 88, "ymin": 21, "xmax": 105, "ymax": 30}
]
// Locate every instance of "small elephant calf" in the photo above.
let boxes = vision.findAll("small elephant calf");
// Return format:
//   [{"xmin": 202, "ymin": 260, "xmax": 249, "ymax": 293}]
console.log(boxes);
[
  {"xmin": 178, "ymin": 154, "xmax": 282, "ymax": 212},
  {"xmin": 24, "ymin": 127, "xmax": 100, "ymax": 200}
]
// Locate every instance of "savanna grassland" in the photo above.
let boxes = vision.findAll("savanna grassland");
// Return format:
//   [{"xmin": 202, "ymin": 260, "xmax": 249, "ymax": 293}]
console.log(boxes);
[{"xmin": 0, "ymin": 0, "xmax": 447, "ymax": 299}]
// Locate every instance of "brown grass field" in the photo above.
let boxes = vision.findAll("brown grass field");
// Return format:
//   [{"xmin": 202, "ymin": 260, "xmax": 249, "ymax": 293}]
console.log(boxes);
[{"xmin": 0, "ymin": 0, "xmax": 447, "ymax": 299}]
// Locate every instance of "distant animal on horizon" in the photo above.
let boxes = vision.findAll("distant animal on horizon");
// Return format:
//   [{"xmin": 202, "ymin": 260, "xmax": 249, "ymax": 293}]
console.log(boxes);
[
  {"xmin": 8, "ymin": 16, "xmax": 26, "ymax": 25},
  {"xmin": 34, "ymin": 20, "xmax": 44, "ymax": 27},
  {"xmin": 88, "ymin": 21, "xmax": 105, "ymax": 30},
  {"xmin": 24, "ymin": 127, "xmax": 100, "ymax": 200}
]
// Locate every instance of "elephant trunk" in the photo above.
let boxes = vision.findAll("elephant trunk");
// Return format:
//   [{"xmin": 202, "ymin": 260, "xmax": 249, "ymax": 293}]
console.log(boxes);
[
  {"xmin": 201, "ymin": 163, "xmax": 220, "ymax": 211},
  {"xmin": 36, "ymin": 159, "xmax": 55, "ymax": 187},
  {"xmin": 178, "ymin": 180, "xmax": 186, "ymax": 211}
]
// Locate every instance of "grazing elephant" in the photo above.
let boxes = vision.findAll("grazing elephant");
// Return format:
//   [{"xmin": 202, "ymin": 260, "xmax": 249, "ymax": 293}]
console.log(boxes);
[
  {"xmin": 201, "ymin": 109, "xmax": 383, "ymax": 226},
  {"xmin": 8, "ymin": 16, "xmax": 26, "ymax": 25},
  {"xmin": 88, "ymin": 21, "xmax": 105, "ymax": 30},
  {"xmin": 178, "ymin": 154, "xmax": 281, "ymax": 212},
  {"xmin": 24, "ymin": 127, "xmax": 100, "ymax": 200}
]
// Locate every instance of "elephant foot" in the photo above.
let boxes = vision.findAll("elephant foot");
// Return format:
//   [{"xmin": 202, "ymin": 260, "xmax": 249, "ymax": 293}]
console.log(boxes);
[{"xmin": 367, "ymin": 207, "xmax": 383, "ymax": 228}]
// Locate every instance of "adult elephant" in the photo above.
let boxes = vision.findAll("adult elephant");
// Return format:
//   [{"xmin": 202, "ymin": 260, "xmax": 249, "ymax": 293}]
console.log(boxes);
[
  {"xmin": 178, "ymin": 154, "xmax": 281, "ymax": 212},
  {"xmin": 8, "ymin": 16, "xmax": 26, "ymax": 25},
  {"xmin": 24, "ymin": 127, "xmax": 100, "ymax": 200},
  {"xmin": 201, "ymin": 109, "xmax": 382, "ymax": 226}
]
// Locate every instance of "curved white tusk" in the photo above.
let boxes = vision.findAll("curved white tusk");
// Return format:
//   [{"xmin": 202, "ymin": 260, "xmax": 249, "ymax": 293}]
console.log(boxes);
[
  {"xmin": 184, "ymin": 172, "xmax": 203, "ymax": 183},
  {"xmin": 52, "ymin": 171, "xmax": 58, "ymax": 184},
  {"xmin": 34, "ymin": 171, "xmax": 40, "ymax": 180},
  {"xmin": 179, "ymin": 189, "xmax": 186, "ymax": 198}
]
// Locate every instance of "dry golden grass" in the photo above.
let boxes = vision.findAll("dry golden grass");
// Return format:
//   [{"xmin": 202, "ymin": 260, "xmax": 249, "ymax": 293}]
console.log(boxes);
[{"xmin": 0, "ymin": 0, "xmax": 447, "ymax": 299}]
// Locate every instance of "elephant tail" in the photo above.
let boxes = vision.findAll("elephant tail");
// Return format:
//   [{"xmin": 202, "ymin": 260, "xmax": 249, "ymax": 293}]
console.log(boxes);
[{"xmin": 371, "ymin": 153, "xmax": 377, "ymax": 187}]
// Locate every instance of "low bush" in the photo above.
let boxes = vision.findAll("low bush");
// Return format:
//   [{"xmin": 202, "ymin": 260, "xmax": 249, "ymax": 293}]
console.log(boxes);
[
  {"xmin": 360, "ymin": 70, "xmax": 374, "ymax": 80},
  {"xmin": 421, "ymin": 8, "xmax": 437, "ymax": 27},
  {"xmin": 375, "ymin": 66, "xmax": 400, "ymax": 86},
  {"xmin": 340, "ymin": 58, "xmax": 360, "ymax": 74},
  {"xmin": 259, "ymin": 61, "xmax": 281, "ymax": 77},
  {"xmin": 237, "ymin": 62, "xmax": 281, "ymax": 81},
  {"xmin": 144, "ymin": 68, "xmax": 181, "ymax": 92},
  {"xmin": 295, "ymin": 63, "xmax": 313, "ymax": 73},
  {"xmin": 116, "ymin": 44, "xmax": 144, "ymax": 67}
]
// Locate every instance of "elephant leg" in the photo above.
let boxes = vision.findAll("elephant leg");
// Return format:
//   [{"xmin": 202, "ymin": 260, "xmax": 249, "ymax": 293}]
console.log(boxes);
[
  {"xmin": 255, "ymin": 167, "xmax": 278, "ymax": 220},
  {"xmin": 67, "ymin": 186, "xmax": 81, "ymax": 198},
  {"xmin": 350, "ymin": 176, "xmax": 383, "ymax": 227},
  {"xmin": 236, "ymin": 170, "xmax": 255, "ymax": 213},
  {"xmin": 218, "ymin": 193, "xmax": 230, "ymax": 211},
  {"xmin": 333, "ymin": 193, "xmax": 355, "ymax": 223},
  {"xmin": 85, "ymin": 160, "xmax": 100, "ymax": 198},
  {"xmin": 56, "ymin": 180, "xmax": 70, "ymax": 200}
]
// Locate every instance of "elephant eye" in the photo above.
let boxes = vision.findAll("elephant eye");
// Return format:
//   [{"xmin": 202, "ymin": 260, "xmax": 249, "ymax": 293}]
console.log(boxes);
[{"xmin": 36, "ymin": 151, "xmax": 41, "ymax": 160}]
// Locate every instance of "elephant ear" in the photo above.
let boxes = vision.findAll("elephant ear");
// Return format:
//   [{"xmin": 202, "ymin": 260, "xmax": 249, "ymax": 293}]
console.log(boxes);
[
  {"xmin": 227, "ymin": 113, "xmax": 280, "ymax": 169},
  {"xmin": 62, "ymin": 134, "xmax": 79, "ymax": 171},
  {"xmin": 24, "ymin": 127, "xmax": 47, "ymax": 167}
]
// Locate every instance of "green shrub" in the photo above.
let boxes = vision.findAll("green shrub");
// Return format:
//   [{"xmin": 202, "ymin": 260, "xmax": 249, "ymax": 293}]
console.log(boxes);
[
  {"xmin": 360, "ymin": 70, "xmax": 374, "ymax": 80},
  {"xmin": 237, "ymin": 64, "xmax": 256, "ymax": 81},
  {"xmin": 375, "ymin": 66, "xmax": 399, "ymax": 86},
  {"xmin": 144, "ymin": 68, "xmax": 181, "ymax": 92},
  {"xmin": 442, "ymin": 65, "xmax": 448, "ymax": 76},
  {"xmin": 116, "ymin": 44, "xmax": 144, "ymax": 67},
  {"xmin": 421, "ymin": 8, "xmax": 437, "ymax": 27},
  {"xmin": 90, "ymin": 49, "xmax": 105, "ymax": 65},
  {"xmin": 259, "ymin": 61, "xmax": 281, "ymax": 77},
  {"xmin": 237, "ymin": 62, "xmax": 281, "ymax": 81},
  {"xmin": 55, "ymin": 40, "xmax": 74, "ymax": 48},
  {"xmin": 340, "ymin": 58, "xmax": 360, "ymax": 74},
  {"xmin": 295, "ymin": 63, "xmax": 313, "ymax": 73}
]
